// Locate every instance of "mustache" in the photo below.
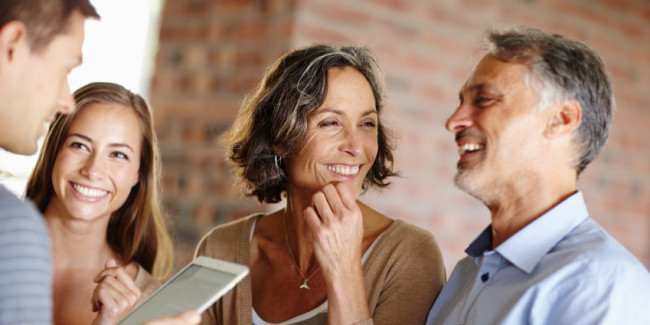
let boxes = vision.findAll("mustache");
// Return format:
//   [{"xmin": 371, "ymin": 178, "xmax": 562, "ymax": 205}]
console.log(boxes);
[{"xmin": 455, "ymin": 129, "xmax": 486, "ymax": 142}]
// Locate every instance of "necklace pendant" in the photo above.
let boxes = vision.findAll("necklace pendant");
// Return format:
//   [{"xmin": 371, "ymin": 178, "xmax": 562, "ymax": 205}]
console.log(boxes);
[{"xmin": 299, "ymin": 280, "xmax": 310, "ymax": 290}]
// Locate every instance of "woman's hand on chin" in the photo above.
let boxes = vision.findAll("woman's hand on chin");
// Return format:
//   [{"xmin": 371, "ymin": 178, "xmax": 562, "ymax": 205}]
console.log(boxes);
[
  {"xmin": 91, "ymin": 259, "xmax": 142, "ymax": 325},
  {"xmin": 304, "ymin": 182, "xmax": 370, "ymax": 324},
  {"xmin": 304, "ymin": 182, "xmax": 364, "ymax": 277}
]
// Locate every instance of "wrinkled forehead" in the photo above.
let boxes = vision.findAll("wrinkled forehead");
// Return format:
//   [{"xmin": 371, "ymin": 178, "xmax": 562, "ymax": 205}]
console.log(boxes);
[{"xmin": 459, "ymin": 53, "xmax": 531, "ymax": 96}]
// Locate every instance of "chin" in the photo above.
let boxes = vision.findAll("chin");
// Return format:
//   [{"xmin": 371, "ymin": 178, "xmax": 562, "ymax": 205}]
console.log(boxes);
[
  {"xmin": 454, "ymin": 168, "xmax": 484, "ymax": 201},
  {"xmin": 9, "ymin": 141, "xmax": 38, "ymax": 156}
]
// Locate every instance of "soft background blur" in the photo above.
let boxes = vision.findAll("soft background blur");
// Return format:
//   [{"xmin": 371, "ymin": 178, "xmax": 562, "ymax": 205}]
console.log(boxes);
[{"xmin": 1, "ymin": 0, "xmax": 648, "ymax": 274}]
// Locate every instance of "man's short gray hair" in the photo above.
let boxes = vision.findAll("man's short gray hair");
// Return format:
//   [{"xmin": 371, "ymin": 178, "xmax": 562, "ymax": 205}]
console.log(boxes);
[{"xmin": 486, "ymin": 26, "xmax": 615, "ymax": 175}]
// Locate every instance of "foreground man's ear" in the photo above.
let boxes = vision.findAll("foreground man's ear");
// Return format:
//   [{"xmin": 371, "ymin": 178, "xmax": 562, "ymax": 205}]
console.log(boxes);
[
  {"xmin": 545, "ymin": 99, "xmax": 582, "ymax": 138},
  {"xmin": 0, "ymin": 20, "xmax": 28, "ymax": 69}
]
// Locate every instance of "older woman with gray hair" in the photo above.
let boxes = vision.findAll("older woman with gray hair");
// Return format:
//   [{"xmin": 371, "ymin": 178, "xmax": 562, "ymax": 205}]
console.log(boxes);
[{"xmin": 195, "ymin": 44, "xmax": 445, "ymax": 324}]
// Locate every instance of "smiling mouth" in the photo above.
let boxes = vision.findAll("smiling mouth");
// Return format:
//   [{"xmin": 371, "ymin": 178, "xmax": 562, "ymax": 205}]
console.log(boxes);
[
  {"xmin": 457, "ymin": 143, "xmax": 483, "ymax": 156},
  {"xmin": 327, "ymin": 164, "xmax": 361, "ymax": 176},
  {"xmin": 71, "ymin": 183, "xmax": 108, "ymax": 198}
]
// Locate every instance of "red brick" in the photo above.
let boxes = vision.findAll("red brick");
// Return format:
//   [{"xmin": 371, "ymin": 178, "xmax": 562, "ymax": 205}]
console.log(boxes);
[
  {"xmin": 303, "ymin": 2, "xmax": 372, "ymax": 27},
  {"xmin": 293, "ymin": 23, "xmax": 354, "ymax": 44}
]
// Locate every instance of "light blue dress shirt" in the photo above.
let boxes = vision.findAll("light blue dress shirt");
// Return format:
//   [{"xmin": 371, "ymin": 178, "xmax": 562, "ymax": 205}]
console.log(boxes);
[{"xmin": 426, "ymin": 191, "xmax": 650, "ymax": 325}]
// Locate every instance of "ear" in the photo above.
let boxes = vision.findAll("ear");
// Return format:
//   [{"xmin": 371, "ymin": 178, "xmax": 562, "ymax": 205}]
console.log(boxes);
[
  {"xmin": 544, "ymin": 99, "xmax": 582, "ymax": 138},
  {"xmin": 271, "ymin": 144, "xmax": 285, "ymax": 156},
  {"xmin": 0, "ymin": 21, "xmax": 28, "ymax": 67}
]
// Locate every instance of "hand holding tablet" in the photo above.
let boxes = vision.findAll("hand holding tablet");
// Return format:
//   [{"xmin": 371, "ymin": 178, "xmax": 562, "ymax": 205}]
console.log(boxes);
[{"xmin": 118, "ymin": 256, "xmax": 249, "ymax": 325}]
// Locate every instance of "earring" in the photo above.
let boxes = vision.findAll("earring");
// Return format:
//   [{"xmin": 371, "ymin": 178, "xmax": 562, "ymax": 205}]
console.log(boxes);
[{"xmin": 274, "ymin": 155, "xmax": 281, "ymax": 168}]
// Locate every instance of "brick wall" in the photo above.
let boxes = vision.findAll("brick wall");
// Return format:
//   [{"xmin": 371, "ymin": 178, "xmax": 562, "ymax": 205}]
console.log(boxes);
[
  {"xmin": 151, "ymin": 0, "xmax": 298, "ymax": 264},
  {"xmin": 151, "ymin": 0, "xmax": 650, "ymax": 271}
]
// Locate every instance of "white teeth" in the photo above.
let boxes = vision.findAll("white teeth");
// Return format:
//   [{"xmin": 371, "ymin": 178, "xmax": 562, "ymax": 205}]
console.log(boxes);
[
  {"xmin": 458, "ymin": 143, "xmax": 483, "ymax": 156},
  {"xmin": 72, "ymin": 183, "xmax": 108, "ymax": 198},
  {"xmin": 328, "ymin": 165, "xmax": 360, "ymax": 176}
]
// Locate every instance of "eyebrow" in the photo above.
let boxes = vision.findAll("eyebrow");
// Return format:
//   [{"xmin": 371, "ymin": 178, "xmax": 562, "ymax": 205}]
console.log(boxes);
[
  {"xmin": 459, "ymin": 83, "xmax": 486, "ymax": 98},
  {"xmin": 315, "ymin": 108, "xmax": 378, "ymax": 117},
  {"xmin": 68, "ymin": 133, "xmax": 135, "ymax": 153}
]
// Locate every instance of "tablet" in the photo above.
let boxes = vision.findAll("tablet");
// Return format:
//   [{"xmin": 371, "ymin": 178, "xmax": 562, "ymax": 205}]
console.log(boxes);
[{"xmin": 117, "ymin": 256, "xmax": 249, "ymax": 325}]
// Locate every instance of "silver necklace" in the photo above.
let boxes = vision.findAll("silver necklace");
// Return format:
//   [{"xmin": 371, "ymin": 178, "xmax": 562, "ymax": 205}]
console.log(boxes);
[{"xmin": 283, "ymin": 209, "xmax": 320, "ymax": 290}]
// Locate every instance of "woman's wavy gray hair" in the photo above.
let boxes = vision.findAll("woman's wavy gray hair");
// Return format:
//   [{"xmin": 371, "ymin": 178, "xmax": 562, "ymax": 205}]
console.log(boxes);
[{"xmin": 223, "ymin": 44, "xmax": 397, "ymax": 203}]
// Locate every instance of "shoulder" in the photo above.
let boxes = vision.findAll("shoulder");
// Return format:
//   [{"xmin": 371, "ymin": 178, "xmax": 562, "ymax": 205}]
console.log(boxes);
[
  {"xmin": 198, "ymin": 214, "xmax": 260, "ymax": 245},
  {"xmin": 0, "ymin": 186, "xmax": 52, "ymax": 324},
  {"xmin": 0, "ymin": 185, "xmax": 49, "ymax": 254},
  {"xmin": 363, "ymin": 219, "xmax": 446, "ymax": 322},
  {"xmin": 366, "ymin": 219, "xmax": 445, "ymax": 278},
  {"xmin": 194, "ymin": 214, "xmax": 261, "ymax": 259},
  {"xmin": 380, "ymin": 219, "xmax": 442, "ymax": 252},
  {"xmin": 550, "ymin": 218, "xmax": 648, "ymax": 276},
  {"xmin": 0, "ymin": 185, "xmax": 44, "ymax": 227},
  {"xmin": 541, "ymin": 218, "xmax": 650, "ymax": 311}
]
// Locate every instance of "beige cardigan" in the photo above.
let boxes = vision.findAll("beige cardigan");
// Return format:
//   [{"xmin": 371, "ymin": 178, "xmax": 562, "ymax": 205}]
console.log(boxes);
[
  {"xmin": 195, "ymin": 214, "xmax": 446, "ymax": 325},
  {"xmin": 134, "ymin": 263, "xmax": 159, "ymax": 303}
]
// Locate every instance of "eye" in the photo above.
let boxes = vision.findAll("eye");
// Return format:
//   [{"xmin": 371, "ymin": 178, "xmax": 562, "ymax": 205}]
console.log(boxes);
[
  {"xmin": 361, "ymin": 120, "xmax": 377, "ymax": 128},
  {"xmin": 474, "ymin": 97, "xmax": 493, "ymax": 107},
  {"xmin": 111, "ymin": 151, "xmax": 129, "ymax": 160},
  {"xmin": 70, "ymin": 142, "xmax": 89, "ymax": 151},
  {"xmin": 319, "ymin": 119, "xmax": 339, "ymax": 127}
]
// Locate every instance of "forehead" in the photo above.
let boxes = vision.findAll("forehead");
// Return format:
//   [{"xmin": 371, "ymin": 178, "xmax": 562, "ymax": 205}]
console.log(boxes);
[
  {"xmin": 460, "ymin": 54, "xmax": 531, "ymax": 95},
  {"xmin": 320, "ymin": 66, "xmax": 376, "ymax": 108},
  {"xmin": 69, "ymin": 102, "xmax": 142, "ymax": 135}
]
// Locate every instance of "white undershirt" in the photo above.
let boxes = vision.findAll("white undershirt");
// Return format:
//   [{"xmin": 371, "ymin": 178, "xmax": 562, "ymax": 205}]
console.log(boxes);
[{"xmin": 249, "ymin": 216, "xmax": 382, "ymax": 325}]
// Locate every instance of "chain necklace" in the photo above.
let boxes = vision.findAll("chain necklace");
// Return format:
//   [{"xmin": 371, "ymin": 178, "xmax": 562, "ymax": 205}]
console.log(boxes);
[{"xmin": 283, "ymin": 209, "xmax": 320, "ymax": 290}]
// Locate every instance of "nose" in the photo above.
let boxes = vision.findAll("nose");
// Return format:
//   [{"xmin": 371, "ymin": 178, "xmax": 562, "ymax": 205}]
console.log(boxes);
[
  {"xmin": 445, "ymin": 103, "xmax": 473, "ymax": 133},
  {"xmin": 340, "ymin": 127, "xmax": 363, "ymax": 157},
  {"xmin": 56, "ymin": 81, "xmax": 75, "ymax": 114},
  {"xmin": 80, "ymin": 153, "xmax": 105, "ymax": 181}
]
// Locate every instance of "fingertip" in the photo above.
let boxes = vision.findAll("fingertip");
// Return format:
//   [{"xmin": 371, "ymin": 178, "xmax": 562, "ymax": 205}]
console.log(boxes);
[
  {"xmin": 106, "ymin": 258, "xmax": 118, "ymax": 268},
  {"xmin": 303, "ymin": 208, "xmax": 321, "ymax": 235},
  {"xmin": 129, "ymin": 292, "xmax": 139, "ymax": 305},
  {"xmin": 333, "ymin": 180, "xmax": 349, "ymax": 195},
  {"xmin": 185, "ymin": 310, "xmax": 201, "ymax": 323},
  {"xmin": 303, "ymin": 207, "xmax": 315, "ymax": 220}
]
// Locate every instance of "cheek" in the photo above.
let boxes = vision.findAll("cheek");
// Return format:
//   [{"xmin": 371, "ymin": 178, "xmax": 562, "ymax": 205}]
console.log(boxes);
[
  {"xmin": 51, "ymin": 153, "xmax": 71, "ymax": 188},
  {"xmin": 32, "ymin": 60, "xmax": 61, "ymax": 99},
  {"xmin": 364, "ymin": 134, "xmax": 379, "ymax": 161},
  {"xmin": 130, "ymin": 161, "xmax": 141, "ymax": 186},
  {"xmin": 116, "ymin": 166, "xmax": 140, "ymax": 190},
  {"xmin": 297, "ymin": 135, "xmax": 329, "ymax": 164},
  {"xmin": 111, "ymin": 169, "xmax": 139, "ymax": 208}
]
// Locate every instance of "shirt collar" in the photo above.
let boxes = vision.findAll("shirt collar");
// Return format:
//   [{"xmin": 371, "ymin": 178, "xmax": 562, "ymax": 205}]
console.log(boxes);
[
  {"xmin": 465, "ymin": 191, "xmax": 589, "ymax": 273},
  {"xmin": 466, "ymin": 226, "xmax": 493, "ymax": 257}
]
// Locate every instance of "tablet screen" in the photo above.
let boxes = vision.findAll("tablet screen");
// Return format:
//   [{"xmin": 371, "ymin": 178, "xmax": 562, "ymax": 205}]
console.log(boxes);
[{"xmin": 119, "ymin": 263, "xmax": 242, "ymax": 324}]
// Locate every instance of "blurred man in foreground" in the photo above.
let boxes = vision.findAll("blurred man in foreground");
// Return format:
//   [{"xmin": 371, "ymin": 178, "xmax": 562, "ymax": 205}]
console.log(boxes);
[{"xmin": 0, "ymin": 1, "xmax": 198, "ymax": 324}]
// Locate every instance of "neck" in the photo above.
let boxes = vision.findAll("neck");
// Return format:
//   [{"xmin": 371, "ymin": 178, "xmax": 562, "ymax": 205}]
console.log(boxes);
[
  {"xmin": 486, "ymin": 168, "xmax": 577, "ymax": 248},
  {"xmin": 44, "ymin": 199, "xmax": 116, "ymax": 270},
  {"xmin": 284, "ymin": 193, "xmax": 319, "ymax": 273}
]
